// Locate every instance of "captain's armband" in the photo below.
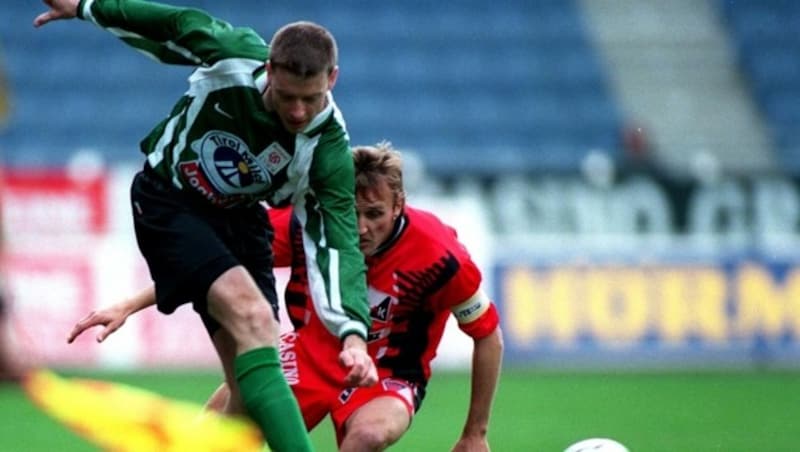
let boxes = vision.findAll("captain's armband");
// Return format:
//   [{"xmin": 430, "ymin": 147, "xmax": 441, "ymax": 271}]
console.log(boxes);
[{"xmin": 451, "ymin": 289, "xmax": 491, "ymax": 324}]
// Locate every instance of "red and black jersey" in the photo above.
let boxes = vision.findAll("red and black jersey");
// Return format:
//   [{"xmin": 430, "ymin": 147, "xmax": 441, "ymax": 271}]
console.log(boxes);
[{"xmin": 269, "ymin": 205, "xmax": 499, "ymax": 391}]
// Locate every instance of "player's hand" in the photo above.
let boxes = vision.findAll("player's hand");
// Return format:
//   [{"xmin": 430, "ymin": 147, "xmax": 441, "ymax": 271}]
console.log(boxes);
[
  {"xmin": 339, "ymin": 334, "xmax": 378, "ymax": 387},
  {"xmin": 34, "ymin": 0, "xmax": 80, "ymax": 28},
  {"xmin": 451, "ymin": 434, "xmax": 490, "ymax": 452},
  {"xmin": 67, "ymin": 303, "xmax": 132, "ymax": 344}
]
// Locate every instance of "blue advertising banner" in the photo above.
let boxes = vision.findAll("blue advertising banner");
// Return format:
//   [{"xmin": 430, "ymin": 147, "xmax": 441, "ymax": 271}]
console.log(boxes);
[{"xmin": 495, "ymin": 253, "xmax": 800, "ymax": 369}]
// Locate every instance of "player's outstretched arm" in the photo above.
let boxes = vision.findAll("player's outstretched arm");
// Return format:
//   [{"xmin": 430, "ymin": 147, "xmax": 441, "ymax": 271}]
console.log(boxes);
[
  {"xmin": 34, "ymin": 0, "xmax": 79, "ymax": 27},
  {"xmin": 38, "ymin": 0, "xmax": 266, "ymax": 67},
  {"xmin": 339, "ymin": 334, "xmax": 378, "ymax": 388},
  {"xmin": 452, "ymin": 327, "xmax": 504, "ymax": 452},
  {"xmin": 67, "ymin": 285, "xmax": 157, "ymax": 344}
]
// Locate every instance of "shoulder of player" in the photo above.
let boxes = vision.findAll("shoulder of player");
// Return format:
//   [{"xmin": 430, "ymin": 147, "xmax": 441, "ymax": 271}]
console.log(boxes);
[
  {"xmin": 405, "ymin": 206, "xmax": 453, "ymax": 232},
  {"xmin": 307, "ymin": 125, "xmax": 351, "ymax": 174},
  {"xmin": 308, "ymin": 104, "xmax": 347, "ymax": 144},
  {"xmin": 403, "ymin": 206, "xmax": 461, "ymax": 248}
]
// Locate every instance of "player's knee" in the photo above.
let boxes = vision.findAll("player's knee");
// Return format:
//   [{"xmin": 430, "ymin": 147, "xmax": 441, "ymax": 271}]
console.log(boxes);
[
  {"xmin": 211, "ymin": 292, "xmax": 279, "ymax": 345},
  {"xmin": 240, "ymin": 301, "xmax": 279, "ymax": 340},
  {"xmin": 344, "ymin": 423, "xmax": 394, "ymax": 451}
]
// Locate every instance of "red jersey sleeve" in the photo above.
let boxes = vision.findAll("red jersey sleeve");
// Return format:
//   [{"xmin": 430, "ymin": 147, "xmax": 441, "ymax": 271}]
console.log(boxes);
[
  {"xmin": 456, "ymin": 297, "xmax": 500, "ymax": 339},
  {"xmin": 444, "ymin": 258, "xmax": 499, "ymax": 339},
  {"xmin": 429, "ymin": 221, "xmax": 500, "ymax": 339},
  {"xmin": 267, "ymin": 207, "xmax": 293, "ymax": 268},
  {"xmin": 431, "ymin": 222, "xmax": 483, "ymax": 309}
]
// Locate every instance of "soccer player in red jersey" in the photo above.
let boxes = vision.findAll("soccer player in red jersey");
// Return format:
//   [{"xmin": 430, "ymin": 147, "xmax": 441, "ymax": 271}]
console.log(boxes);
[{"xmin": 70, "ymin": 142, "xmax": 504, "ymax": 451}]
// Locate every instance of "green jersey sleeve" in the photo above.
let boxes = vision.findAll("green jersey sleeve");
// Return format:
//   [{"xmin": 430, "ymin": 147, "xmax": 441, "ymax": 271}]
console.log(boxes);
[
  {"xmin": 293, "ymin": 130, "xmax": 370, "ymax": 341},
  {"xmin": 77, "ymin": 0, "xmax": 267, "ymax": 65}
]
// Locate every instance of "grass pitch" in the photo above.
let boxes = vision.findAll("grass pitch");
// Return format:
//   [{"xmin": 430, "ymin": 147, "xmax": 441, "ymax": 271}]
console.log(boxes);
[{"xmin": 1, "ymin": 368, "xmax": 798, "ymax": 451}]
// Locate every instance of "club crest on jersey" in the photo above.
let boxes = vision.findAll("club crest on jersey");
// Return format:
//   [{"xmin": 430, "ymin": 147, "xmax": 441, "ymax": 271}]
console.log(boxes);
[
  {"xmin": 257, "ymin": 142, "xmax": 292, "ymax": 175},
  {"xmin": 190, "ymin": 130, "xmax": 270, "ymax": 194},
  {"xmin": 381, "ymin": 379, "xmax": 416, "ymax": 407}
]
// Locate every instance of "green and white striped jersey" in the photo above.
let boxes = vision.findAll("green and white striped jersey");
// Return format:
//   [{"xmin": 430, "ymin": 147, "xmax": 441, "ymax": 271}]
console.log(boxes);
[{"xmin": 78, "ymin": 0, "xmax": 369, "ymax": 340}]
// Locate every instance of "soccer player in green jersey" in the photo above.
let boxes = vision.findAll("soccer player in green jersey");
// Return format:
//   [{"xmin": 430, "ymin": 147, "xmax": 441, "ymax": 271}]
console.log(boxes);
[{"xmin": 34, "ymin": 1, "xmax": 376, "ymax": 450}]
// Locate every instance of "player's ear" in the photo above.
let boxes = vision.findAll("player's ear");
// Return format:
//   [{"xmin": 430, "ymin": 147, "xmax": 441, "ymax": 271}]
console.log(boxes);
[
  {"xmin": 394, "ymin": 193, "xmax": 405, "ymax": 218},
  {"xmin": 327, "ymin": 66, "xmax": 339, "ymax": 90}
]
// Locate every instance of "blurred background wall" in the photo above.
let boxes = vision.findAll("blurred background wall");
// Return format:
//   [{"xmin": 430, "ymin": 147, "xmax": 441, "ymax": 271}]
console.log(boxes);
[{"xmin": 1, "ymin": 0, "xmax": 799, "ymax": 370}]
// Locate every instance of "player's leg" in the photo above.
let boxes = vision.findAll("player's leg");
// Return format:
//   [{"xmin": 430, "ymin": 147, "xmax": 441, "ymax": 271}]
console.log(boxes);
[
  {"xmin": 206, "ymin": 270, "xmax": 311, "ymax": 451},
  {"xmin": 204, "ymin": 381, "xmax": 230, "ymax": 413},
  {"xmin": 215, "ymin": 207, "xmax": 313, "ymax": 451},
  {"xmin": 208, "ymin": 328, "xmax": 243, "ymax": 414},
  {"xmin": 330, "ymin": 378, "xmax": 417, "ymax": 452},
  {"xmin": 205, "ymin": 329, "xmax": 333, "ymax": 431},
  {"xmin": 339, "ymin": 396, "xmax": 411, "ymax": 452},
  {"xmin": 130, "ymin": 170, "xmax": 311, "ymax": 451}
]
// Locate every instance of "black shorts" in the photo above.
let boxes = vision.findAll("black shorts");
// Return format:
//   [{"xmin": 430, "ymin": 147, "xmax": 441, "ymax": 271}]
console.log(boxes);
[{"xmin": 130, "ymin": 166, "xmax": 277, "ymax": 335}]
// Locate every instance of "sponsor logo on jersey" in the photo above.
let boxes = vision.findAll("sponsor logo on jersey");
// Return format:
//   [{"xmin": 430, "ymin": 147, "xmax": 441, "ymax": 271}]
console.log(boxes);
[
  {"xmin": 367, "ymin": 289, "xmax": 395, "ymax": 343},
  {"xmin": 179, "ymin": 161, "xmax": 219, "ymax": 202},
  {"xmin": 213, "ymin": 102, "xmax": 233, "ymax": 119},
  {"xmin": 190, "ymin": 130, "xmax": 271, "ymax": 195},
  {"xmin": 178, "ymin": 161, "xmax": 248, "ymax": 207},
  {"xmin": 280, "ymin": 332, "xmax": 299, "ymax": 385},
  {"xmin": 371, "ymin": 296, "xmax": 392, "ymax": 322}
]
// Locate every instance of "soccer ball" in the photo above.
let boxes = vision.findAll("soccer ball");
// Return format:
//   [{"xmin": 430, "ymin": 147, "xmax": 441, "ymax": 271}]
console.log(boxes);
[{"xmin": 564, "ymin": 437, "xmax": 629, "ymax": 452}]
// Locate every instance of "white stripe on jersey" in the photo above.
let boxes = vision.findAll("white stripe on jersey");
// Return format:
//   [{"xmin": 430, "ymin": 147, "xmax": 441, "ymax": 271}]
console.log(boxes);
[
  {"xmin": 105, "ymin": 26, "xmax": 204, "ymax": 66},
  {"xmin": 148, "ymin": 109, "xmax": 182, "ymax": 170},
  {"xmin": 83, "ymin": 0, "xmax": 202, "ymax": 66},
  {"xmin": 294, "ymin": 207, "xmax": 337, "ymax": 335},
  {"xmin": 254, "ymin": 70, "xmax": 268, "ymax": 93},
  {"xmin": 171, "ymin": 90, "xmax": 206, "ymax": 188},
  {"xmin": 270, "ymin": 133, "xmax": 317, "ymax": 206},
  {"xmin": 81, "ymin": 0, "xmax": 96, "ymax": 23},
  {"xmin": 300, "ymin": 92, "xmax": 335, "ymax": 134},
  {"xmin": 188, "ymin": 58, "xmax": 262, "ymax": 86},
  {"xmin": 328, "ymin": 248, "xmax": 341, "ymax": 313},
  {"xmin": 295, "ymin": 198, "xmax": 366, "ymax": 339},
  {"xmin": 147, "ymin": 58, "xmax": 261, "ymax": 181},
  {"xmin": 164, "ymin": 40, "xmax": 202, "ymax": 65}
]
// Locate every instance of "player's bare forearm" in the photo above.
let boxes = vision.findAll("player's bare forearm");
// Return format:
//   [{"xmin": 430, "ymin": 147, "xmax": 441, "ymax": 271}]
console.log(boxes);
[
  {"xmin": 453, "ymin": 327, "xmax": 504, "ymax": 451},
  {"xmin": 66, "ymin": 285, "xmax": 157, "ymax": 344}
]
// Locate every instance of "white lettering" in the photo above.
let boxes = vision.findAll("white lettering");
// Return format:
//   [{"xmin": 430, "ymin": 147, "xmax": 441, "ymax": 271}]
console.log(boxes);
[{"xmin": 280, "ymin": 333, "xmax": 299, "ymax": 385}]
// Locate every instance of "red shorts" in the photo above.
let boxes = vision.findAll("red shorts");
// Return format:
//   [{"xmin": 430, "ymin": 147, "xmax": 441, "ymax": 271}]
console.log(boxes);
[{"xmin": 280, "ymin": 330, "xmax": 419, "ymax": 444}]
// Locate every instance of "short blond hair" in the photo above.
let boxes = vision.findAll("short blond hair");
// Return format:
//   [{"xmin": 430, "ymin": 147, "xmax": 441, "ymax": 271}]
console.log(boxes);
[{"xmin": 352, "ymin": 141, "xmax": 405, "ymax": 200}]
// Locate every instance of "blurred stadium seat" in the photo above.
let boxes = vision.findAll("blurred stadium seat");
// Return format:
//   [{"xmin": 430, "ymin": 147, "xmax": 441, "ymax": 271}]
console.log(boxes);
[
  {"xmin": 716, "ymin": 0, "xmax": 800, "ymax": 172},
  {"xmin": 0, "ymin": 0, "xmax": 623, "ymax": 176}
]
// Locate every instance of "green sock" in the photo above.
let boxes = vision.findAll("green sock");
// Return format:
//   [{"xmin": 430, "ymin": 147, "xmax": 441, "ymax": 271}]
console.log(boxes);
[{"xmin": 235, "ymin": 347, "xmax": 313, "ymax": 452}]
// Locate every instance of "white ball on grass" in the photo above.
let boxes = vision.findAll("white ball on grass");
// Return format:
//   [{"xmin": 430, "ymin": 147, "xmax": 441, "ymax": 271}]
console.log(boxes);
[{"xmin": 564, "ymin": 437, "xmax": 629, "ymax": 452}]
